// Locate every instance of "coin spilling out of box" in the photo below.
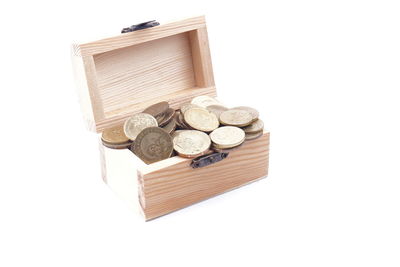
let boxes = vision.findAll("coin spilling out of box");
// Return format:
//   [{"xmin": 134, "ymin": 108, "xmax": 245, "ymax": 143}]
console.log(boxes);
[{"xmin": 72, "ymin": 16, "xmax": 270, "ymax": 220}]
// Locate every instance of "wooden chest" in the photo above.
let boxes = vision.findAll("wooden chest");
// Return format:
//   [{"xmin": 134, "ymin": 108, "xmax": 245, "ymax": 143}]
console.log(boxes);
[{"xmin": 72, "ymin": 16, "xmax": 270, "ymax": 220}]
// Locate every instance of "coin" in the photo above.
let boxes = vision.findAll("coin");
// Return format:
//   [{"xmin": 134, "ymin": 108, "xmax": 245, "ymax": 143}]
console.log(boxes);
[
  {"xmin": 245, "ymin": 131, "xmax": 264, "ymax": 141},
  {"xmin": 191, "ymin": 95, "xmax": 221, "ymax": 108},
  {"xmin": 242, "ymin": 119, "xmax": 264, "ymax": 134},
  {"xmin": 206, "ymin": 105, "xmax": 228, "ymax": 119},
  {"xmin": 172, "ymin": 130, "xmax": 211, "ymax": 158},
  {"xmin": 102, "ymin": 141, "xmax": 132, "ymax": 150},
  {"xmin": 211, "ymin": 142, "xmax": 244, "ymax": 153},
  {"xmin": 101, "ymin": 125, "xmax": 130, "ymax": 144},
  {"xmin": 219, "ymin": 109, "xmax": 253, "ymax": 127},
  {"xmin": 143, "ymin": 101, "xmax": 169, "ymax": 117},
  {"xmin": 184, "ymin": 108, "xmax": 219, "ymax": 132},
  {"xmin": 232, "ymin": 106, "xmax": 259, "ymax": 122},
  {"xmin": 162, "ymin": 117, "xmax": 176, "ymax": 134},
  {"xmin": 158, "ymin": 108, "xmax": 175, "ymax": 127},
  {"xmin": 123, "ymin": 113, "xmax": 158, "ymax": 141},
  {"xmin": 210, "ymin": 126, "xmax": 245, "ymax": 149},
  {"xmin": 180, "ymin": 103, "xmax": 202, "ymax": 114},
  {"xmin": 133, "ymin": 127, "xmax": 173, "ymax": 164}
]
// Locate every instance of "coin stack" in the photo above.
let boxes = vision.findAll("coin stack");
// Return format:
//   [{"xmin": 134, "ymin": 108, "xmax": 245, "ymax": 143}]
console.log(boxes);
[{"xmin": 101, "ymin": 95, "xmax": 264, "ymax": 165}]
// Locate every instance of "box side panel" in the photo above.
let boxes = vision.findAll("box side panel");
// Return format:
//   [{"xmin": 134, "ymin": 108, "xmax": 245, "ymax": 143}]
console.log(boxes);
[
  {"xmin": 100, "ymin": 141, "xmax": 141, "ymax": 213},
  {"xmin": 140, "ymin": 132, "xmax": 270, "ymax": 220},
  {"xmin": 71, "ymin": 48, "xmax": 96, "ymax": 131}
]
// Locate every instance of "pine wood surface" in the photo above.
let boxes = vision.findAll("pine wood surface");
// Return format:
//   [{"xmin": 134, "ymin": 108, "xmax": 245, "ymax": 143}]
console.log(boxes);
[
  {"xmin": 101, "ymin": 131, "xmax": 270, "ymax": 220},
  {"xmin": 72, "ymin": 16, "xmax": 215, "ymax": 132}
]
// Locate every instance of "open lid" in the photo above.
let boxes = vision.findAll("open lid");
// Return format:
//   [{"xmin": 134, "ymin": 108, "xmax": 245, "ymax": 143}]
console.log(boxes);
[{"xmin": 72, "ymin": 16, "xmax": 216, "ymax": 132}]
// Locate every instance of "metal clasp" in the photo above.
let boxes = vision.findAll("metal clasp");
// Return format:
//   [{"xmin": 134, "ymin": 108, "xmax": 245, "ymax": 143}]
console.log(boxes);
[
  {"xmin": 121, "ymin": 20, "xmax": 160, "ymax": 33},
  {"xmin": 190, "ymin": 152, "xmax": 229, "ymax": 169}
]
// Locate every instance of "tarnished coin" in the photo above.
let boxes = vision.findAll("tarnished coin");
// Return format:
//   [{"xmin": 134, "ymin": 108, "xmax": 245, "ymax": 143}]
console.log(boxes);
[
  {"xmin": 173, "ymin": 130, "xmax": 211, "ymax": 158},
  {"xmin": 102, "ymin": 141, "xmax": 132, "ymax": 150},
  {"xmin": 180, "ymin": 103, "xmax": 202, "ymax": 114},
  {"xmin": 242, "ymin": 119, "xmax": 264, "ymax": 134},
  {"xmin": 210, "ymin": 126, "xmax": 245, "ymax": 149},
  {"xmin": 133, "ymin": 127, "xmax": 173, "ymax": 164},
  {"xmin": 219, "ymin": 109, "xmax": 253, "ymax": 127},
  {"xmin": 162, "ymin": 117, "xmax": 176, "ymax": 134},
  {"xmin": 158, "ymin": 108, "xmax": 175, "ymax": 127},
  {"xmin": 232, "ymin": 106, "xmax": 259, "ymax": 122},
  {"xmin": 191, "ymin": 95, "xmax": 221, "ymax": 108},
  {"xmin": 206, "ymin": 105, "xmax": 228, "ymax": 119},
  {"xmin": 143, "ymin": 101, "xmax": 169, "ymax": 117},
  {"xmin": 123, "ymin": 113, "xmax": 158, "ymax": 141},
  {"xmin": 101, "ymin": 125, "xmax": 130, "ymax": 145},
  {"xmin": 184, "ymin": 108, "xmax": 219, "ymax": 132},
  {"xmin": 245, "ymin": 131, "xmax": 264, "ymax": 141}
]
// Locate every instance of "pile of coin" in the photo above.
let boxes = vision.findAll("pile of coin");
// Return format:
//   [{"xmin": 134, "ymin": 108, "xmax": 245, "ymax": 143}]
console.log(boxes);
[{"xmin": 101, "ymin": 95, "xmax": 265, "ymax": 164}]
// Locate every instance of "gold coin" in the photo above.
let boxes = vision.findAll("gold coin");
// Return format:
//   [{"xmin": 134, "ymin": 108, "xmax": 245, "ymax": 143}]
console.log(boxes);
[
  {"xmin": 191, "ymin": 95, "xmax": 221, "ymax": 108},
  {"xmin": 219, "ymin": 109, "xmax": 253, "ymax": 127},
  {"xmin": 242, "ymin": 119, "xmax": 264, "ymax": 134},
  {"xmin": 210, "ymin": 126, "xmax": 245, "ymax": 149},
  {"xmin": 206, "ymin": 105, "xmax": 229, "ymax": 119},
  {"xmin": 143, "ymin": 101, "xmax": 169, "ymax": 117},
  {"xmin": 232, "ymin": 106, "xmax": 259, "ymax": 122},
  {"xmin": 123, "ymin": 113, "xmax": 158, "ymax": 141},
  {"xmin": 173, "ymin": 130, "xmax": 211, "ymax": 158},
  {"xmin": 133, "ymin": 127, "xmax": 173, "ymax": 164},
  {"xmin": 245, "ymin": 131, "xmax": 263, "ymax": 141},
  {"xmin": 181, "ymin": 103, "xmax": 202, "ymax": 114},
  {"xmin": 183, "ymin": 108, "xmax": 219, "ymax": 132},
  {"xmin": 158, "ymin": 108, "xmax": 175, "ymax": 127},
  {"xmin": 162, "ymin": 117, "xmax": 176, "ymax": 134},
  {"xmin": 101, "ymin": 125, "xmax": 130, "ymax": 144}
]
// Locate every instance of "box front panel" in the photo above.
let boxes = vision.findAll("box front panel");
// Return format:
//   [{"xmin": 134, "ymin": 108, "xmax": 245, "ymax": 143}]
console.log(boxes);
[{"xmin": 139, "ymin": 132, "xmax": 270, "ymax": 220}]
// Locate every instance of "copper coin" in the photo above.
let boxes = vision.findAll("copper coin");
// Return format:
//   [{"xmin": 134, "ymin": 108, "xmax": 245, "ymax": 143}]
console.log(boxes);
[
  {"xmin": 143, "ymin": 101, "xmax": 169, "ymax": 117},
  {"xmin": 133, "ymin": 127, "xmax": 173, "ymax": 164},
  {"xmin": 101, "ymin": 125, "xmax": 130, "ymax": 144},
  {"xmin": 162, "ymin": 118, "xmax": 177, "ymax": 134},
  {"xmin": 158, "ymin": 108, "xmax": 175, "ymax": 127},
  {"xmin": 102, "ymin": 140, "xmax": 132, "ymax": 150}
]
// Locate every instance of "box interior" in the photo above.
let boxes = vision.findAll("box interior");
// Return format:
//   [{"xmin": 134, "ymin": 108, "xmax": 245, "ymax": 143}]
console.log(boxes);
[{"xmin": 92, "ymin": 30, "xmax": 215, "ymax": 123}]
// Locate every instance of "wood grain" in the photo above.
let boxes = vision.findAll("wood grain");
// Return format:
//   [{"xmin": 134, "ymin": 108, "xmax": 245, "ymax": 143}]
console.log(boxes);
[
  {"xmin": 138, "ymin": 132, "xmax": 270, "ymax": 220},
  {"xmin": 72, "ymin": 16, "xmax": 216, "ymax": 132}
]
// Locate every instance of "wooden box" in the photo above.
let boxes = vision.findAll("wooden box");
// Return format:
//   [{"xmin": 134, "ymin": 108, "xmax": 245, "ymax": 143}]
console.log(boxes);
[{"xmin": 72, "ymin": 16, "xmax": 270, "ymax": 220}]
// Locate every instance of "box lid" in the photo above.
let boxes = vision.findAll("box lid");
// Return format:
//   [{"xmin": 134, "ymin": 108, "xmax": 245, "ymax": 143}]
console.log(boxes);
[{"xmin": 72, "ymin": 16, "xmax": 216, "ymax": 132}]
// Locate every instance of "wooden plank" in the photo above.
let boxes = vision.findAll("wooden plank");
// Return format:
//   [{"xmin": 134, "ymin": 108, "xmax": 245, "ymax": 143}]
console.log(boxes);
[
  {"xmin": 138, "ymin": 132, "xmax": 270, "ymax": 220},
  {"xmin": 77, "ymin": 16, "xmax": 206, "ymax": 57}
]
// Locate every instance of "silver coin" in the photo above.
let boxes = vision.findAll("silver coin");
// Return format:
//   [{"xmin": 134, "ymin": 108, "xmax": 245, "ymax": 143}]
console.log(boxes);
[
  {"xmin": 219, "ymin": 109, "xmax": 253, "ymax": 127},
  {"xmin": 232, "ymin": 106, "xmax": 259, "ymax": 122},
  {"xmin": 242, "ymin": 119, "xmax": 264, "ymax": 134},
  {"xmin": 210, "ymin": 126, "xmax": 245, "ymax": 149},
  {"xmin": 123, "ymin": 113, "xmax": 158, "ymax": 141},
  {"xmin": 173, "ymin": 130, "xmax": 211, "ymax": 158},
  {"xmin": 191, "ymin": 95, "xmax": 221, "ymax": 108},
  {"xmin": 184, "ymin": 108, "xmax": 219, "ymax": 132},
  {"xmin": 206, "ymin": 105, "xmax": 229, "ymax": 119}
]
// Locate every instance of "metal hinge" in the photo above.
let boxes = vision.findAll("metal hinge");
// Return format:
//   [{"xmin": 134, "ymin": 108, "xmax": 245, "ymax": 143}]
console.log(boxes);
[{"xmin": 121, "ymin": 20, "xmax": 160, "ymax": 33}]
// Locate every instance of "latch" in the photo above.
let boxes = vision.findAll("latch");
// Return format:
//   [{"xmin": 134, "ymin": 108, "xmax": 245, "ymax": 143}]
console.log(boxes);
[{"xmin": 190, "ymin": 152, "xmax": 229, "ymax": 169}]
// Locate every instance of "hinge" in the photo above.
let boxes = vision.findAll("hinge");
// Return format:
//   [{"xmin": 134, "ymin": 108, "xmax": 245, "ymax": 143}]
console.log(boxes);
[{"xmin": 121, "ymin": 20, "xmax": 160, "ymax": 33}]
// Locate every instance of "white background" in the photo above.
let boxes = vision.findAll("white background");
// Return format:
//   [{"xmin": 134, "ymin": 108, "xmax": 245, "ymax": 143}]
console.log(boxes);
[{"xmin": 1, "ymin": 0, "xmax": 399, "ymax": 266}]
